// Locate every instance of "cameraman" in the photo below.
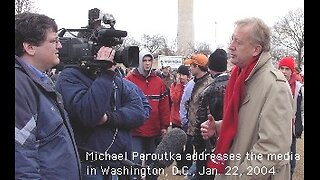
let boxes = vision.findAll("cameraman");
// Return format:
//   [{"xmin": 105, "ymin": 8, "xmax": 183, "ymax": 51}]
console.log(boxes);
[{"xmin": 55, "ymin": 46, "xmax": 147, "ymax": 180}]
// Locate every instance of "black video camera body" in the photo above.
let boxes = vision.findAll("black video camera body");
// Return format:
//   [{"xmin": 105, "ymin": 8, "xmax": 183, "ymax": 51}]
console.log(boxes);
[{"xmin": 56, "ymin": 8, "xmax": 139, "ymax": 71}]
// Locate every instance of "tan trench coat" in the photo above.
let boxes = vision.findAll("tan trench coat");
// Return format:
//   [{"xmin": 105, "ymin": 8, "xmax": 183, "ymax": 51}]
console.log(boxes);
[{"xmin": 214, "ymin": 52, "xmax": 294, "ymax": 180}]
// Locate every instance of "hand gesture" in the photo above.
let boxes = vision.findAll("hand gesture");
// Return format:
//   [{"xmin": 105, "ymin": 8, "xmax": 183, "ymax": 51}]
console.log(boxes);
[{"xmin": 200, "ymin": 115, "xmax": 216, "ymax": 140}]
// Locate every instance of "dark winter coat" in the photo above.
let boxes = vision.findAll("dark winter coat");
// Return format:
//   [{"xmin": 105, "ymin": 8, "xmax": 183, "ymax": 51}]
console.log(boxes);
[
  {"xmin": 15, "ymin": 57, "xmax": 81, "ymax": 179},
  {"xmin": 193, "ymin": 72, "xmax": 229, "ymax": 147},
  {"xmin": 55, "ymin": 66, "xmax": 146, "ymax": 166}
]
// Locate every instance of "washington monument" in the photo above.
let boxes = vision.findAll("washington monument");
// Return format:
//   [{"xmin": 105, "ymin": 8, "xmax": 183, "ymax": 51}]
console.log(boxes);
[{"xmin": 177, "ymin": 0, "xmax": 194, "ymax": 56}]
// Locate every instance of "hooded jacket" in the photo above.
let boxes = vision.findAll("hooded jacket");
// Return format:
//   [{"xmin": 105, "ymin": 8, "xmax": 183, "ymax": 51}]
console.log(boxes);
[
  {"xmin": 137, "ymin": 49, "xmax": 153, "ymax": 77},
  {"xmin": 126, "ymin": 50, "xmax": 170, "ymax": 137}
]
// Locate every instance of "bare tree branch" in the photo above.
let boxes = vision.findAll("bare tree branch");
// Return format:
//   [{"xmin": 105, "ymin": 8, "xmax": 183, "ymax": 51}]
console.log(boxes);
[
  {"xmin": 15, "ymin": 0, "xmax": 38, "ymax": 14},
  {"xmin": 194, "ymin": 42, "xmax": 212, "ymax": 56},
  {"xmin": 141, "ymin": 34, "xmax": 168, "ymax": 55},
  {"xmin": 271, "ymin": 8, "xmax": 304, "ymax": 69}
]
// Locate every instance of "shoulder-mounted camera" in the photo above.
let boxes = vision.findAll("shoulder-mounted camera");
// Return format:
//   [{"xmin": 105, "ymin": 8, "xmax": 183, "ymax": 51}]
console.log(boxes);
[{"xmin": 56, "ymin": 8, "xmax": 139, "ymax": 71}]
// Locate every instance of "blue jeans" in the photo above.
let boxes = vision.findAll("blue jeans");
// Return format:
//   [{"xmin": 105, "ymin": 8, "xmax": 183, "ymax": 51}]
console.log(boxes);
[
  {"xmin": 186, "ymin": 162, "xmax": 197, "ymax": 180},
  {"xmin": 131, "ymin": 136, "xmax": 161, "ymax": 180},
  {"xmin": 131, "ymin": 136, "xmax": 160, "ymax": 165},
  {"xmin": 184, "ymin": 135, "xmax": 194, "ymax": 169}
]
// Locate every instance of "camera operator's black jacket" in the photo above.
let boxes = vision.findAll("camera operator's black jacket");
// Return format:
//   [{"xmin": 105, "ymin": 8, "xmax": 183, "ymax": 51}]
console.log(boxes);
[
  {"xmin": 193, "ymin": 72, "xmax": 230, "ymax": 147},
  {"xmin": 55, "ymin": 67, "xmax": 146, "ymax": 166}
]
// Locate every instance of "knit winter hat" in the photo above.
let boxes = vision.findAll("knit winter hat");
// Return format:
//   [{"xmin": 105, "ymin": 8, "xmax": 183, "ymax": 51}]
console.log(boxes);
[
  {"xmin": 278, "ymin": 57, "xmax": 296, "ymax": 73},
  {"xmin": 177, "ymin": 65, "xmax": 190, "ymax": 76},
  {"xmin": 208, "ymin": 49, "xmax": 228, "ymax": 72}
]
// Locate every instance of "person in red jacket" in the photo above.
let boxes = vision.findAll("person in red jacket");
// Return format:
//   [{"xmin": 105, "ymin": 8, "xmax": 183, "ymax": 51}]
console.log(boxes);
[
  {"xmin": 126, "ymin": 49, "xmax": 170, "ymax": 180},
  {"xmin": 169, "ymin": 65, "xmax": 190, "ymax": 174},
  {"xmin": 170, "ymin": 65, "xmax": 190, "ymax": 128}
]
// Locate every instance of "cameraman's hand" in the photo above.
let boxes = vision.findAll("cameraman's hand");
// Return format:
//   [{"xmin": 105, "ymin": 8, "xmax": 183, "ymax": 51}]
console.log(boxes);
[
  {"xmin": 96, "ymin": 46, "xmax": 116, "ymax": 62},
  {"xmin": 96, "ymin": 46, "xmax": 116, "ymax": 71},
  {"xmin": 96, "ymin": 46, "xmax": 115, "ymax": 61}
]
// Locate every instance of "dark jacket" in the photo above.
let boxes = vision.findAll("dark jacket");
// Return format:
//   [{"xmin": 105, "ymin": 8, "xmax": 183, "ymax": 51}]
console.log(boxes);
[
  {"xmin": 187, "ymin": 73, "xmax": 213, "ymax": 136},
  {"xmin": 193, "ymin": 72, "xmax": 229, "ymax": 147},
  {"xmin": 15, "ymin": 57, "xmax": 81, "ymax": 179},
  {"xmin": 55, "ymin": 66, "xmax": 146, "ymax": 164},
  {"xmin": 293, "ymin": 82, "xmax": 304, "ymax": 138}
]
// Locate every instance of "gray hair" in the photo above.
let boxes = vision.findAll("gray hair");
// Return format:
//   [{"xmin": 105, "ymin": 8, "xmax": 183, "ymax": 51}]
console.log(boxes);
[{"xmin": 235, "ymin": 17, "xmax": 271, "ymax": 51}]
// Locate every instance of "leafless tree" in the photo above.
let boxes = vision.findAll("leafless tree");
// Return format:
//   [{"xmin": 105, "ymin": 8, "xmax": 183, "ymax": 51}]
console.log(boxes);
[
  {"xmin": 194, "ymin": 42, "xmax": 212, "ymax": 56},
  {"xmin": 158, "ymin": 46, "xmax": 176, "ymax": 56},
  {"xmin": 15, "ymin": 0, "xmax": 38, "ymax": 14},
  {"xmin": 140, "ymin": 34, "xmax": 168, "ymax": 55},
  {"xmin": 159, "ymin": 38, "xmax": 177, "ymax": 56},
  {"xmin": 123, "ymin": 35, "xmax": 176, "ymax": 58},
  {"xmin": 270, "ymin": 46, "xmax": 296, "ymax": 64},
  {"xmin": 271, "ymin": 8, "xmax": 304, "ymax": 69},
  {"xmin": 123, "ymin": 36, "xmax": 141, "ymax": 47}
]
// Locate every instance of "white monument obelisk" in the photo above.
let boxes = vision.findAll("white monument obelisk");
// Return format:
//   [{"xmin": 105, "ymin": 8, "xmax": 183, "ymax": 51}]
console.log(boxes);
[{"xmin": 177, "ymin": 0, "xmax": 194, "ymax": 56}]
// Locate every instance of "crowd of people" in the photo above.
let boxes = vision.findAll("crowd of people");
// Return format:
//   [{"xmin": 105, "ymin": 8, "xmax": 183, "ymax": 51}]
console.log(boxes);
[{"xmin": 15, "ymin": 11, "xmax": 303, "ymax": 180}]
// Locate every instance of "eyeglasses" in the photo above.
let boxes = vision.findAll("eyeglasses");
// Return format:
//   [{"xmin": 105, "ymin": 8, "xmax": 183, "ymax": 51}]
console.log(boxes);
[{"xmin": 48, "ymin": 37, "xmax": 61, "ymax": 45}]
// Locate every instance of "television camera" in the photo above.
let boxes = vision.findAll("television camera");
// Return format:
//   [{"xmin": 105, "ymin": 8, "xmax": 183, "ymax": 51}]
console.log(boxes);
[{"xmin": 56, "ymin": 8, "xmax": 139, "ymax": 71}]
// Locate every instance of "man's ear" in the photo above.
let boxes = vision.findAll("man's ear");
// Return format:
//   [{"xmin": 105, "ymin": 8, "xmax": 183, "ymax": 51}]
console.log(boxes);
[
  {"xmin": 253, "ymin": 44, "xmax": 262, "ymax": 57},
  {"xmin": 22, "ymin": 42, "xmax": 36, "ymax": 56}
]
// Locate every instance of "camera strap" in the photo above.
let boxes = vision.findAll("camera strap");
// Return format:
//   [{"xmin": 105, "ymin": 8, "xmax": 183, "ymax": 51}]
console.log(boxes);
[
  {"xmin": 69, "ymin": 66, "xmax": 120, "ymax": 154},
  {"xmin": 104, "ymin": 80, "xmax": 119, "ymax": 154}
]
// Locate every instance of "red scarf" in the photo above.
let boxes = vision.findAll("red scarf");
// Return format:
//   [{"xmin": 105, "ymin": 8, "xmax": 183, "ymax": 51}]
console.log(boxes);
[
  {"xmin": 207, "ymin": 56, "xmax": 258, "ymax": 173},
  {"xmin": 289, "ymin": 73, "xmax": 300, "ymax": 96}
]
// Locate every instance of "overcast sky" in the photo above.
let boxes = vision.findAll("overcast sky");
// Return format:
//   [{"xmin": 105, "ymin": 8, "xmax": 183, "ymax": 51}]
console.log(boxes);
[{"xmin": 33, "ymin": 0, "xmax": 304, "ymax": 50}]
